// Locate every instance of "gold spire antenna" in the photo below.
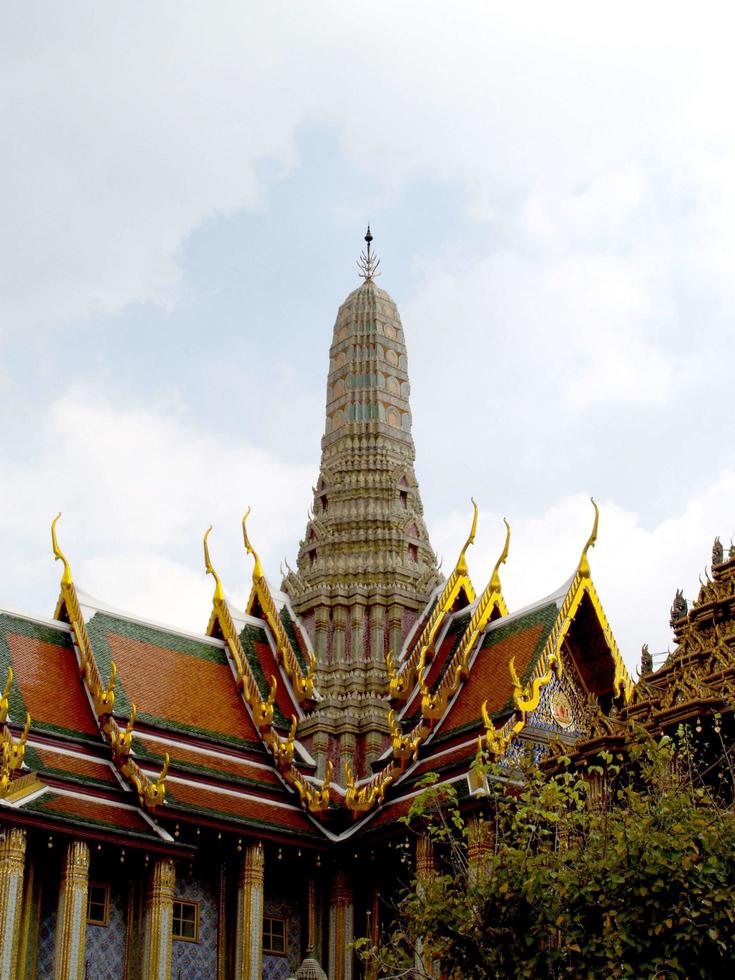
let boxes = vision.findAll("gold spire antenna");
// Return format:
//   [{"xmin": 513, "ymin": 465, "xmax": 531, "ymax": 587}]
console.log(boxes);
[
  {"xmin": 456, "ymin": 497, "xmax": 479, "ymax": 576},
  {"xmin": 242, "ymin": 507, "xmax": 265, "ymax": 581},
  {"xmin": 51, "ymin": 513, "xmax": 73, "ymax": 586},
  {"xmin": 579, "ymin": 497, "xmax": 599, "ymax": 578},
  {"xmin": 203, "ymin": 526, "xmax": 225, "ymax": 602},
  {"xmin": 357, "ymin": 225, "xmax": 381, "ymax": 282},
  {"xmin": 489, "ymin": 518, "xmax": 511, "ymax": 592}
]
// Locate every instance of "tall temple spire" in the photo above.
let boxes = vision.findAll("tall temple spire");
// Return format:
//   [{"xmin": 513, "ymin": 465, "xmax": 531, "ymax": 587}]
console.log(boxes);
[{"xmin": 282, "ymin": 230, "xmax": 442, "ymax": 775}]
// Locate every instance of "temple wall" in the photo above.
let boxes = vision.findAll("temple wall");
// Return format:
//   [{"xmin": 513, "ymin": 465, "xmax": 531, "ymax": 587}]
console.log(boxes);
[
  {"xmin": 170, "ymin": 870, "xmax": 219, "ymax": 980},
  {"xmin": 85, "ymin": 880, "xmax": 127, "ymax": 978},
  {"xmin": 262, "ymin": 881, "xmax": 302, "ymax": 979}
]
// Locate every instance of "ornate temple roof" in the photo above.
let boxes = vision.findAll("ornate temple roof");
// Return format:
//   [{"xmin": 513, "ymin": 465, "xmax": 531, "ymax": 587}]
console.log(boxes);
[{"xmin": 0, "ymin": 234, "xmax": 636, "ymax": 851}]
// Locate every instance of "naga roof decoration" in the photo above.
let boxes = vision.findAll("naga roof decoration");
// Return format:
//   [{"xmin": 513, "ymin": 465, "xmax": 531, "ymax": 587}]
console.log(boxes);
[
  {"xmin": 51, "ymin": 515, "xmax": 169, "ymax": 813},
  {"xmin": 567, "ymin": 534, "xmax": 735, "ymax": 766},
  {"xmin": 242, "ymin": 510, "xmax": 317, "ymax": 705}
]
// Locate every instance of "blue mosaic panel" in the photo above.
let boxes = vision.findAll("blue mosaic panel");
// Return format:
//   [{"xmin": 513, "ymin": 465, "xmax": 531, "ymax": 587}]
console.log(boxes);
[
  {"xmin": 36, "ymin": 889, "xmax": 57, "ymax": 977},
  {"xmin": 263, "ymin": 891, "xmax": 301, "ymax": 980},
  {"xmin": 170, "ymin": 870, "xmax": 218, "ymax": 980},
  {"xmin": 85, "ymin": 883, "xmax": 127, "ymax": 980}
]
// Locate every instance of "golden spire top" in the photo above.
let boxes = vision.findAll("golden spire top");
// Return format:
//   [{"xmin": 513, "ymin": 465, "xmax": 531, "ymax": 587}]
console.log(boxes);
[
  {"xmin": 203, "ymin": 526, "xmax": 225, "ymax": 602},
  {"xmin": 489, "ymin": 518, "xmax": 511, "ymax": 592},
  {"xmin": 579, "ymin": 497, "xmax": 599, "ymax": 578},
  {"xmin": 455, "ymin": 497, "xmax": 479, "ymax": 576},
  {"xmin": 51, "ymin": 513, "xmax": 73, "ymax": 587},
  {"xmin": 357, "ymin": 225, "xmax": 381, "ymax": 282},
  {"xmin": 242, "ymin": 507, "xmax": 265, "ymax": 581}
]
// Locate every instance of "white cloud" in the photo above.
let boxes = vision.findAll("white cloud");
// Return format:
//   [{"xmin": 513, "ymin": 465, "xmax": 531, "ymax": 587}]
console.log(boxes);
[{"xmin": 0, "ymin": 387, "xmax": 312, "ymax": 631}]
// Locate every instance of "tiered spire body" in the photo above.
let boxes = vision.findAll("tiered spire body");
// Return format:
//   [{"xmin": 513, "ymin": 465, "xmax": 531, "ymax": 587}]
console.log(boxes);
[{"xmin": 282, "ymin": 232, "xmax": 442, "ymax": 776}]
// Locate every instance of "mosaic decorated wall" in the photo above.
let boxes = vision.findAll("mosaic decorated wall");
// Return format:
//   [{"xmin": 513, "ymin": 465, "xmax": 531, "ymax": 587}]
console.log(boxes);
[
  {"xmin": 262, "ymin": 889, "xmax": 302, "ymax": 980},
  {"xmin": 36, "ymin": 882, "xmax": 57, "ymax": 977},
  {"xmin": 170, "ymin": 869, "xmax": 219, "ymax": 980},
  {"xmin": 85, "ymin": 882, "xmax": 127, "ymax": 980}
]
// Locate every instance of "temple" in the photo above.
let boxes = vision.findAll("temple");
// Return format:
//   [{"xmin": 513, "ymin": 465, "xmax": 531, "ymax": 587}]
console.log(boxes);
[{"xmin": 7, "ymin": 229, "xmax": 727, "ymax": 980}]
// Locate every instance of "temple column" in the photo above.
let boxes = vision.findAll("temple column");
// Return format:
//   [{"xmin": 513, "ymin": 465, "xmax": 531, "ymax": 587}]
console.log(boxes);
[
  {"xmin": 333, "ymin": 606, "xmax": 347, "ymax": 663},
  {"xmin": 234, "ymin": 842, "xmax": 264, "ymax": 980},
  {"xmin": 307, "ymin": 876, "xmax": 322, "ymax": 962},
  {"xmin": 467, "ymin": 813, "xmax": 494, "ymax": 887},
  {"xmin": 0, "ymin": 825, "xmax": 26, "ymax": 980},
  {"xmin": 339, "ymin": 732, "xmax": 357, "ymax": 784},
  {"xmin": 364, "ymin": 729, "xmax": 383, "ymax": 769},
  {"xmin": 142, "ymin": 858, "xmax": 175, "ymax": 980},
  {"xmin": 350, "ymin": 605, "xmax": 365, "ymax": 663},
  {"xmin": 53, "ymin": 839, "xmax": 90, "ymax": 980},
  {"xmin": 328, "ymin": 869, "xmax": 354, "ymax": 980},
  {"xmin": 315, "ymin": 607, "xmax": 330, "ymax": 663},
  {"xmin": 369, "ymin": 604, "xmax": 385, "ymax": 665},
  {"xmin": 388, "ymin": 603, "xmax": 403, "ymax": 662}
]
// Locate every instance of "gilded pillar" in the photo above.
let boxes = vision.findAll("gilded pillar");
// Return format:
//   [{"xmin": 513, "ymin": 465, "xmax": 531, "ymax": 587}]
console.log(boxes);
[
  {"xmin": 328, "ymin": 869, "xmax": 354, "ymax": 980},
  {"xmin": 142, "ymin": 858, "xmax": 175, "ymax": 980},
  {"xmin": 0, "ymin": 825, "xmax": 26, "ymax": 980},
  {"xmin": 388, "ymin": 603, "xmax": 403, "ymax": 662},
  {"xmin": 467, "ymin": 813, "xmax": 494, "ymax": 886},
  {"xmin": 53, "ymin": 839, "xmax": 90, "ymax": 980},
  {"xmin": 234, "ymin": 842, "xmax": 264, "ymax": 980},
  {"xmin": 332, "ymin": 606, "xmax": 347, "ymax": 663},
  {"xmin": 369, "ymin": 604, "xmax": 385, "ymax": 664},
  {"xmin": 415, "ymin": 836, "xmax": 439, "ymax": 979}
]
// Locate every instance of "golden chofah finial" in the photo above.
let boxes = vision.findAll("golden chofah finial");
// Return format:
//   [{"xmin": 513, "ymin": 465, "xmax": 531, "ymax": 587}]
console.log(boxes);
[
  {"xmin": 203, "ymin": 526, "xmax": 225, "ymax": 602},
  {"xmin": 242, "ymin": 507, "xmax": 265, "ymax": 581},
  {"xmin": 579, "ymin": 497, "xmax": 599, "ymax": 578},
  {"xmin": 489, "ymin": 517, "xmax": 511, "ymax": 593},
  {"xmin": 456, "ymin": 497, "xmax": 479, "ymax": 576},
  {"xmin": 0, "ymin": 667, "xmax": 13, "ymax": 725},
  {"xmin": 51, "ymin": 513, "xmax": 73, "ymax": 586}
]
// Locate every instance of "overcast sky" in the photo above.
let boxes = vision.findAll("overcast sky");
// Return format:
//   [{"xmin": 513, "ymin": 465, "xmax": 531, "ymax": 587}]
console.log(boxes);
[{"xmin": 2, "ymin": 2, "xmax": 733, "ymax": 670}]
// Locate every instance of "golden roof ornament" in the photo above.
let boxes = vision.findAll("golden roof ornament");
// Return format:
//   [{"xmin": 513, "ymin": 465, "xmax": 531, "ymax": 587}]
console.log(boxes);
[{"xmin": 357, "ymin": 224, "xmax": 380, "ymax": 282}]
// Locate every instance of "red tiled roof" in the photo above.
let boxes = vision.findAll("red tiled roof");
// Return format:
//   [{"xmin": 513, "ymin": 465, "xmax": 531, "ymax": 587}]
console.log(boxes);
[
  {"xmin": 28, "ymin": 744, "xmax": 118, "ymax": 788},
  {"xmin": 136, "ymin": 735, "xmax": 282, "ymax": 790},
  {"xmin": 105, "ymin": 632, "xmax": 253, "ymax": 743},
  {"xmin": 163, "ymin": 777, "xmax": 317, "ymax": 837},
  {"xmin": 4, "ymin": 629, "xmax": 100, "ymax": 739},
  {"xmin": 437, "ymin": 602, "xmax": 559, "ymax": 741}
]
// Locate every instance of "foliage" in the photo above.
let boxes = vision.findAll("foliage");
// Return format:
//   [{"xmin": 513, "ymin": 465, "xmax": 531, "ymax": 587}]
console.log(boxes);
[{"xmin": 356, "ymin": 729, "xmax": 735, "ymax": 979}]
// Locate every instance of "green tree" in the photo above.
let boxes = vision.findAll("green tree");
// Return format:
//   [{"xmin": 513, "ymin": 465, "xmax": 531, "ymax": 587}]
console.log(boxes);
[{"xmin": 357, "ymin": 730, "xmax": 735, "ymax": 979}]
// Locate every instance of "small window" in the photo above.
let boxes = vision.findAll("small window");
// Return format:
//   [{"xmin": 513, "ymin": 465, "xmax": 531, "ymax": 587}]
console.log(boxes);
[
  {"xmin": 172, "ymin": 900, "xmax": 199, "ymax": 942},
  {"xmin": 263, "ymin": 915, "xmax": 287, "ymax": 955},
  {"xmin": 87, "ymin": 883, "xmax": 110, "ymax": 926}
]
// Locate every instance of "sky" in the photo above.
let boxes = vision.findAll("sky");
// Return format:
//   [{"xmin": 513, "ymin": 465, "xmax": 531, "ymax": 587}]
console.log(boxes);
[{"xmin": 1, "ymin": 1, "xmax": 734, "ymax": 671}]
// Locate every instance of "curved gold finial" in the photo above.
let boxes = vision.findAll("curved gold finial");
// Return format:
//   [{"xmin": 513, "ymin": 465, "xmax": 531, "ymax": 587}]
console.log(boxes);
[
  {"xmin": 51, "ymin": 513, "xmax": 73, "ymax": 586},
  {"xmin": 456, "ymin": 497, "xmax": 479, "ymax": 575},
  {"xmin": 489, "ymin": 517, "xmax": 511, "ymax": 592},
  {"xmin": 579, "ymin": 497, "xmax": 599, "ymax": 578},
  {"xmin": 203, "ymin": 526, "xmax": 225, "ymax": 602},
  {"xmin": 242, "ymin": 508, "xmax": 265, "ymax": 581}
]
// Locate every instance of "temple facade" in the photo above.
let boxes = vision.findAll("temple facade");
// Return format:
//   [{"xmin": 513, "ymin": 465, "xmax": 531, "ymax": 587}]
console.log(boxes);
[{"xmin": 0, "ymin": 232, "xmax": 637, "ymax": 979}]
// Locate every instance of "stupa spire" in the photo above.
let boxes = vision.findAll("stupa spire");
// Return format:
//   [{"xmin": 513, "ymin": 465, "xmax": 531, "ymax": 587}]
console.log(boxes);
[{"xmin": 281, "ymin": 232, "xmax": 442, "ymax": 776}]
